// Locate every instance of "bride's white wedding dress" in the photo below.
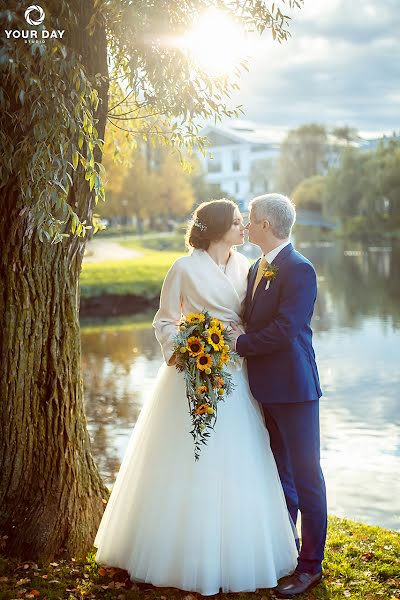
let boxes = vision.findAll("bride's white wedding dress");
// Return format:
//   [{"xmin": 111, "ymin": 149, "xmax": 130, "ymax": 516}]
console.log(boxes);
[{"xmin": 94, "ymin": 249, "xmax": 298, "ymax": 596}]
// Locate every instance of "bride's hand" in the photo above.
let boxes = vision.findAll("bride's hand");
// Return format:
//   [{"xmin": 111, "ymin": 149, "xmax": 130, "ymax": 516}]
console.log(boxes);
[{"xmin": 228, "ymin": 322, "xmax": 244, "ymax": 350}]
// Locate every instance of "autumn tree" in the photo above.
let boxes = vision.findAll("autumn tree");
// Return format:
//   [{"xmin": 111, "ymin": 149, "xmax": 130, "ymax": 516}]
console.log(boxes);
[{"xmin": 0, "ymin": 0, "xmax": 302, "ymax": 560}]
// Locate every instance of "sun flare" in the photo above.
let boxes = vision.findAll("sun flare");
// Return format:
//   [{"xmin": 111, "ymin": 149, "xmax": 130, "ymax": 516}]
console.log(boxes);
[{"xmin": 179, "ymin": 10, "xmax": 249, "ymax": 76}]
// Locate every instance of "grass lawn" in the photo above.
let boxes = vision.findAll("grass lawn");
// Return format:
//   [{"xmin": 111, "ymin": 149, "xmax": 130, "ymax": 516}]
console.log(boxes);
[
  {"xmin": 81, "ymin": 241, "xmax": 182, "ymax": 299},
  {"xmin": 1, "ymin": 517, "xmax": 399, "ymax": 600}
]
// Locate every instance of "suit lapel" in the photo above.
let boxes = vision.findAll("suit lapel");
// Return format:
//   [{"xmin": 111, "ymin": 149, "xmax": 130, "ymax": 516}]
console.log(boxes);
[
  {"xmin": 248, "ymin": 257, "xmax": 260, "ymax": 296},
  {"xmin": 247, "ymin": 243, "xmax": 294, "ymax": 320}
]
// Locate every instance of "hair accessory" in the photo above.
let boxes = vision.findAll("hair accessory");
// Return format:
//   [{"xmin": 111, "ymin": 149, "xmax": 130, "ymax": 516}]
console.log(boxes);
[{"xmin": 193, "ymin": 218, "xmax": 207, "ymax": 232}]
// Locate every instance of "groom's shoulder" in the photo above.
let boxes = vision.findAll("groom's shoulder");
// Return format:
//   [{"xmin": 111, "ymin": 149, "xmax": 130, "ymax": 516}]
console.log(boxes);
[{"xmin": 288, "ymin": 247, "xmax": 316, "ymax": 274}]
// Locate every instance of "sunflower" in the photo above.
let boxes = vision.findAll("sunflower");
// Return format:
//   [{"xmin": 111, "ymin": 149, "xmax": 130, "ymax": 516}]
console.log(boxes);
[
  {"xmin": 213, "ymin": 376, "xmax": 225, "ymax": 389},
  {"xmin": 186, "ymin": 336, "xmax": 204, "ymax": 357},
  {"xmin": 207, "ymin": 326, "xmax": 225, "ymax": 351},
  {"xmin": 210, "ymin": 318, "xmax": 225, "ymax": 331},
  {"xmin": 186, "ymin": 312, "xmax": 205, "ymax": 324},
  {"xmin": 219, "ymin": 349, "xmax": 230, "ymax": 367},
  {"xmin": 196, "ymin": 353, "xmax": 212, "ymax": 371},
  {"xmin": 196, "ymin": 385, "xmax": 208, "ymax": 395}
]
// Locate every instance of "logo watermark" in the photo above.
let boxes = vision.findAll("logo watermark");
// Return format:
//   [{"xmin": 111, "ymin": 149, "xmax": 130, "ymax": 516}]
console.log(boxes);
[
  {"xmin": 24, "ymin": 5, "xmax": 45, "ymax": 26},
  {"xmin": 4, "ymin": 4, "xmax": 65, "ymax": 43}
]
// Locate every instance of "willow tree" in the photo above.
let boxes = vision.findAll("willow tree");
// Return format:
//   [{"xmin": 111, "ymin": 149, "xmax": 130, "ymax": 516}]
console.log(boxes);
[{"xmin": 0, "ymin": 0, "xmax": 302, "ymax": 560}]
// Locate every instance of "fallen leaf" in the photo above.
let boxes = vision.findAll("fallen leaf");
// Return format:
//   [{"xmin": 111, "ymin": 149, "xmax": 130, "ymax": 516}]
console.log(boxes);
[
  {"xmin": 16, "ymin": 579, "xmax": 31, "ymax": 586},
  {"xmin": 361, "ymin": 552, "xmax": 374, "ymax": 561},
  {"xmin": 183, "ymin": 595, "xmax": 196, "ymax": 600},
  {"xmin": 98, "ymin": 567, "xmax": 107, "ymax": 577},
  {"xmin": 49, "ymin": 562, "xmax": 58, "ymax": 567},
  {"xmin": 29, "ymin": 590, "xmax": 40, "ymax": 597},
  {"xmin": 23, "ymin": 564, "xmax": 30, "ymax": 570},
  {"xmin": 343, "ymin": 592, "xmax": 351, "ymax": 598},
  {"xmin": 41, "ymin": 575, "xmax": 48, "ymax": 580},
  {"xmin": 0, "ymin": 577, "xmax": 9, "ymax": 583}
]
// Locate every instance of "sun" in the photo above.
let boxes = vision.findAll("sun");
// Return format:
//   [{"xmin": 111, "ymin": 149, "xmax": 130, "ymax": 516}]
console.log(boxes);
[{"xmin": 179, "ymin": 9, "xmax": 249, "ymax": 76}]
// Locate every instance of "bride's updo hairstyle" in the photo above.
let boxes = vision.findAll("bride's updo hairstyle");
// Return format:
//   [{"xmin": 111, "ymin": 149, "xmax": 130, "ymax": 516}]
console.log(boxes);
[{"xmin": 185, "ymin": 199, "xmax": 237, "ymax": 251}]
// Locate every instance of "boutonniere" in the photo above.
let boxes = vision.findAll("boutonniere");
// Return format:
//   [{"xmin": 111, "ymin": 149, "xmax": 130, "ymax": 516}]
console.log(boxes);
[{"xmin": 263, "ymin": 263, "xmax": 279, "ymax": 290}]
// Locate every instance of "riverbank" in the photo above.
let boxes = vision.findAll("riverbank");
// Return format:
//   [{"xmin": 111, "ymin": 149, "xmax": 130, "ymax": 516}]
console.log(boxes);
[
  {"xmin": 0, "ymin": 517, "xmax": 399, "ymax": 599},
  {"xmin": 80, "ymin": 238, "xmax": 182, "ymax": 316}
]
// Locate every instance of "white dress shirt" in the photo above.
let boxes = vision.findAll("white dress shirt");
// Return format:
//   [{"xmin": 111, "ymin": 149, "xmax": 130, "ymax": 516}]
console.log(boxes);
[{"xmin": 264, "ymin": 240, "xmax": 291, "ymax": 264}]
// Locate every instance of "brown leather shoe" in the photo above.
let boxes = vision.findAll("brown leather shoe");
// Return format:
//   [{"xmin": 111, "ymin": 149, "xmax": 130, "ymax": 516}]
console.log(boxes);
[{"xmin": 274, "ymin": 570, "xmax": 323, "ymax": 597}]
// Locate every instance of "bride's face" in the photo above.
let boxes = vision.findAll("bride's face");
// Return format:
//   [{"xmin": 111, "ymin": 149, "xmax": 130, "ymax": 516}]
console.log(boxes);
[{"xmin": 221, "ymin": 208, "xmax": 246, "ymax": 246}]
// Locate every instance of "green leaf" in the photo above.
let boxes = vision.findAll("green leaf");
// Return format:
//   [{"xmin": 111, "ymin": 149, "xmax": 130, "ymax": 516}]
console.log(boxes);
[
  {"xmin": 89, "ymin": 171, "xmax": 96, "ymax": 191},
  {"xmin": 72, "ymin": 151, "xmax": 79, "ymax": 170}
]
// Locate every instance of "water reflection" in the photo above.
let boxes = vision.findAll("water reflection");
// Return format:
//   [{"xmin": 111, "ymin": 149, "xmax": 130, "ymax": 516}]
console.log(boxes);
[{"xmin": 82, "ymin": 239, "xmax": 400, "ymax": 531}]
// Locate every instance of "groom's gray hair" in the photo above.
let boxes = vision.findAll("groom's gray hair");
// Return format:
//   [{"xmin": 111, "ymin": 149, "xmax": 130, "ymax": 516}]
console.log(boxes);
[{"xmin": 249, "ymin": 193, "xmax": 296, "ymax": 239}]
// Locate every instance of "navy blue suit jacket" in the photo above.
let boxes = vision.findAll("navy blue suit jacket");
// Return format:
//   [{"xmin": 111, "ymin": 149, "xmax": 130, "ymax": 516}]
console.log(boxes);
[{"xmin": 236, "ymin": 243, "xmax": 322, "ymax": 404}]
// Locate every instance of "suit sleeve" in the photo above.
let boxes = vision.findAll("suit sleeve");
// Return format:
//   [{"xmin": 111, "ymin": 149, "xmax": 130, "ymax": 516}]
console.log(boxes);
[
  {"xmin": 153, "ymin": 261, "xmax": 183, "ymax": 365},
  {"xmin": 236, "ymin": 262, "xmax": 317, "ymax": 357}
]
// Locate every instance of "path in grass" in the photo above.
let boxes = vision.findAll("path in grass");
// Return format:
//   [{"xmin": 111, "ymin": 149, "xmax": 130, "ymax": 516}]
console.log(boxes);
[
  {"xmin": 81, "ymin": 238, "xmax": 183, "ymax": 300},
  {"xmin": 84, "ymin": 239, "xmax": 144, "ymax": 262}
]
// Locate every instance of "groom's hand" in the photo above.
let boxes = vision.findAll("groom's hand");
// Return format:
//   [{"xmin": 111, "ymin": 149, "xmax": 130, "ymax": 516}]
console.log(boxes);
[{"xmin": 229, "ymin": 323, "xmax": 243, "ymax": 350}]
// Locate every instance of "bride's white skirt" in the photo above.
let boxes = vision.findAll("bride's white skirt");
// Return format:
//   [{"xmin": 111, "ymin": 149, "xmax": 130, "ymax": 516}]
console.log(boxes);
[{"xmin": 94, "ymin": 361, "xmax": 298, "ymax": 596}]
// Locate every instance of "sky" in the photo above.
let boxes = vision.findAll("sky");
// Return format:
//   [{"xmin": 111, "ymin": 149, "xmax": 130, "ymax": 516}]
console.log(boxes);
[{"xmin": 223, "ymin": 0, "xmax": 399, "ymax": 139}]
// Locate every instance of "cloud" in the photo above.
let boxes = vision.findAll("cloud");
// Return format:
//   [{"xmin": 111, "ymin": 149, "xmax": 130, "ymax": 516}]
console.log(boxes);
[{"xmin": 226, "ymin": 0, "xmax": 400, "ymax": 135}]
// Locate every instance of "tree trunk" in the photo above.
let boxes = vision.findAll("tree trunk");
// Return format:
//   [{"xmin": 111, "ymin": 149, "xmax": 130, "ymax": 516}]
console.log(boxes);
[{"xmin": 0, "ymin": 0, "xmax": 109, "ymax": 560}]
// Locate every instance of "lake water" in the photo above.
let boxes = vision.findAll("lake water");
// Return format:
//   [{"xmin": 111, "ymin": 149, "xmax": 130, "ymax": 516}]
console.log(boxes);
[{"xmin": 81, "ymin": 238, "xmax": 400, "ymax": 532}]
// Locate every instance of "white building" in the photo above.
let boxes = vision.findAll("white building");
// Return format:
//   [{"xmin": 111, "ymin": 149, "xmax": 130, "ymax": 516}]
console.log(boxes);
[
  {"xmin": 196, "ymin": 124, "xmax": 281, "ymax": 210},
  {"xmin": 195, "ymin": 124, "xmax": 387, "ymax": 211}
]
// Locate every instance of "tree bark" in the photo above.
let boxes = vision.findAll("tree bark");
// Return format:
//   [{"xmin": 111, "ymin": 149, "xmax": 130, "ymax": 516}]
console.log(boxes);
[{"xmin": 0, "ymin": 0, "xmax": 109, "ymax": 560}]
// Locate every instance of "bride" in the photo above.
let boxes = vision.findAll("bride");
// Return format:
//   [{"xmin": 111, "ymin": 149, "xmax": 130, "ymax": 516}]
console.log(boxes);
[{"xmin": 94, "ymin": 199, "xmax": 298, "ymax": 596}]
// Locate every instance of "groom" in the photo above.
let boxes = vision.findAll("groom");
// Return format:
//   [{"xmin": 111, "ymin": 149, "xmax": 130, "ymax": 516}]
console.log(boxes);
[{"xmin": 231, "ymin": 193, "xmax": 327, "ymax": 598}]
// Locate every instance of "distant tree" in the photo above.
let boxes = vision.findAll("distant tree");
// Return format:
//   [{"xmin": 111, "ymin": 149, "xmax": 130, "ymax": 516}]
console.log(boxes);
[
  {"xmin": 250, "ymin": 157, "xmax": 276, "ymax": 196},
  {"xmin": 292, "ymin": 175, "xmax": 328, "ymax": 212},
  {"xmin": 324, "ymin": 147, "xmax": 368, "ymax": 221},
  {"xmin": 276, "ymin": 124, "xmax": 329, "ymax": 194},
  {"xmin": 155, "ymin": 153, "xmax": 195, "ymax": 221},
  {"xmin": 362, "ymin": 138, "xmax": 400, "ymax": 226},
  {"xmin": 98, "ymin": 141, "xmax": 196, "ymax": 230},
  {"xmin": 324, "ymin": 136, "xmax": 400, "ymax": 232},
  {"xmin": 332, "ymin": 126, "xmax": 359, "ymax": 145}
]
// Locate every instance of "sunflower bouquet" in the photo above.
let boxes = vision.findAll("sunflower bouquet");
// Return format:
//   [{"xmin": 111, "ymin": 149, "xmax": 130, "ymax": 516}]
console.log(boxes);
[{"xmin": 172, "ymin": 310, "xmax": 238, "ymax": 461}]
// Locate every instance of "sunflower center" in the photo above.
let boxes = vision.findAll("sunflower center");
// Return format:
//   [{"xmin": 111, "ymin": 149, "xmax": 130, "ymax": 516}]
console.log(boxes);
[
  {"xmin": 211, "ymin": 333, "xmax": 220, "ymax": 344},
  {"xmin": 190, "ymin": 343, "xmax": 200, "ymax": 352},
  {"xmin": 199, "ymin": 356, "xmax": 208, "ymax": 365}
]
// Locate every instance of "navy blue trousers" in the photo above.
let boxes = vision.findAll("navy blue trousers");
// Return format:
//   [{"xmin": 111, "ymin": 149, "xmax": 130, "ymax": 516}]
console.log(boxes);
[{"xmin": 261, "ymin": 401, "xmax": 327, "ymax": 575}]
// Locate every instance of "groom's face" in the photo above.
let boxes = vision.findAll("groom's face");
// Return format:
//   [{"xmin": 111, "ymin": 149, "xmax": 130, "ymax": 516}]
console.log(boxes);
[{"xmin": 247, "ymin": 209, "xmax": 263, "ymax": 246}]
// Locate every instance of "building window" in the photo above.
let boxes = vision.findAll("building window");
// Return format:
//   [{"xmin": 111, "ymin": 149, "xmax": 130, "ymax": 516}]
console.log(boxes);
[
  {"xmin": 232, "ymin": 149, "xmax": 240, "ymax": 171},
  {"xmin": 207, "ymin": 153, "xmax": 222, "ymax": 173}
]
